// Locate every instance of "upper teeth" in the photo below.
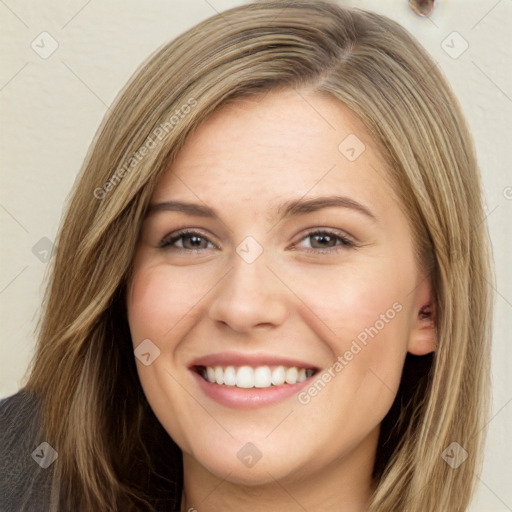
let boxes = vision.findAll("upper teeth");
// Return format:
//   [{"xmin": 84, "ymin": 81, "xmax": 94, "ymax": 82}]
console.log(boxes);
[{"xmin": 202, "ymin": 365, "xmax": 315, "ymax": 388}]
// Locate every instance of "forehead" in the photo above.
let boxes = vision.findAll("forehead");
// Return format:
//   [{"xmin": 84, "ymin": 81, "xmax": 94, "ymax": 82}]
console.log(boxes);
[{"xmin": 151, "ymin": 88, "xmax": 398, "ymax": 220}]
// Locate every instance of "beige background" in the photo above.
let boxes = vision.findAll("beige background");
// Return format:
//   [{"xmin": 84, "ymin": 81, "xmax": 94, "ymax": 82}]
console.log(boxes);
[{"xmin": 1, "ymin": 1, "xmax": 511, "ymax": 510}]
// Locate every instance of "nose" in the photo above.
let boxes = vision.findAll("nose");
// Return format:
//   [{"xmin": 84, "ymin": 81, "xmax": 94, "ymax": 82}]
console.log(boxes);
[{"xmin": 208, "ymin": 249, "xmax": 289, "ymax": 333}]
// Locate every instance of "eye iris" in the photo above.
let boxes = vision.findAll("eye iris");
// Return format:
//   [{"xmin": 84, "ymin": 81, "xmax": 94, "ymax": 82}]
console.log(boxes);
[
  {"xmin": 184, "ymin": 235, "xmax": 206, "ymax": 249},
  {"xmin": 311, "ymin": 233, "xmax": 336, "ymax": 248}
]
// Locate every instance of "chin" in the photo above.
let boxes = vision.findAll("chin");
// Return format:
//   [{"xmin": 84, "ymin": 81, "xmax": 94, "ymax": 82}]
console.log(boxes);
[{"xmin": 188, "ymin": 446, "xmax": 309, "ymax": 487}]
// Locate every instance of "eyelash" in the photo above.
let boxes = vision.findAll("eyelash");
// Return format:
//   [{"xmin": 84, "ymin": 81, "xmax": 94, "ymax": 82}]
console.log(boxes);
[{"xmin": 158, "ymin": 228, "xmax": 356, "ymax": 255}]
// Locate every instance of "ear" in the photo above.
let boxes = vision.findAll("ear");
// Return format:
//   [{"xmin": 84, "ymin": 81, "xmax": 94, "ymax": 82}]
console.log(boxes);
[{"xmin": 407, "ymin": 276, "xmax": 436, "ymax": 356}]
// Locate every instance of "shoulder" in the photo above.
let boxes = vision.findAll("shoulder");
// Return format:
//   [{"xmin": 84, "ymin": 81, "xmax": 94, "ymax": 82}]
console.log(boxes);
[
  {"xmin": 0, "ymin": 388, "xmax": 43, "ymax": 448},
  {"xmin": 1, "ymin": 387, "xmax": 38, "ymax": 418},
  {"xmin": 0, "ymin": 388, "xmax": 54, "ymax": 511}
]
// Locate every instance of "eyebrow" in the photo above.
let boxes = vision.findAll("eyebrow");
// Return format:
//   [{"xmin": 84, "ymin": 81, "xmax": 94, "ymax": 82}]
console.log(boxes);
[{"xmin": 147, "ymin": 195, "xmax": 377, "ymax": 223}]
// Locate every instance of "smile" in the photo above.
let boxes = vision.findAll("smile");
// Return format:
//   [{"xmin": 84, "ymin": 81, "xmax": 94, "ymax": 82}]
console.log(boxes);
[
  {"xmin": 188, "ymin": 352, "xmax": 321, "ymax": 408},
  {"xmin": 195, "ymin": 365, "xmax": 317, "ymax": 389}
]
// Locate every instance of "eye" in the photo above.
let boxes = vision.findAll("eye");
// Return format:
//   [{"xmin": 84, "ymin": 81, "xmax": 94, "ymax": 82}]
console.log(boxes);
[
  {"xmin": 158, "ymin": 228, "xmax": 356, "ymax": 255},
  {"xmin": 159, "ymin": 229, "xmax": 217, "ymax": 252},
  {"xmin": 293, "ymin": 229, "xmax": 355, "ymax": 254}
]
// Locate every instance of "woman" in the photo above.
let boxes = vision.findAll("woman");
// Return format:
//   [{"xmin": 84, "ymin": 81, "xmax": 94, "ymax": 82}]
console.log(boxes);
[{"xmin": 0, "ymin": 1, "xmax": 493, "ymax": 510}]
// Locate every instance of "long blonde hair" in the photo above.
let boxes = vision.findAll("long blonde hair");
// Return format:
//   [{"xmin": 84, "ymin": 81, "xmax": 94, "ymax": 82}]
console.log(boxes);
[{"xmin": 24, "ymin": 1, "xmax": 493, "ymax": 510}]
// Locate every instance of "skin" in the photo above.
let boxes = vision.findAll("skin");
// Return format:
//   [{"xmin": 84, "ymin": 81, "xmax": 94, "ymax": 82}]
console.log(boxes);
[{"xmin": 126, "ymin": 88, "xmax": 436, "ymax": 511}]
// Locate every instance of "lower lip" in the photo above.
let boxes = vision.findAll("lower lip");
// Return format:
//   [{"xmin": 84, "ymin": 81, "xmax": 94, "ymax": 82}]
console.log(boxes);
[{"xmin": 190, "ymin": 370, "xmax": 314, "ymax": 409}]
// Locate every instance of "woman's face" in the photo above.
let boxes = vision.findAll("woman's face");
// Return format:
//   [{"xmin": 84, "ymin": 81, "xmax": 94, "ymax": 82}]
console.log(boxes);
[{"xmin": 127, "ymin": 88, "xmax": 435, "ymax": 488}]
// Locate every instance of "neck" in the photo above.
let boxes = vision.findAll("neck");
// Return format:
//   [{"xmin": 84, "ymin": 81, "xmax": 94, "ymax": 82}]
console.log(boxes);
[{"xmin": 180, "ymin": 426, "xmax": 378, "ymax": 512}]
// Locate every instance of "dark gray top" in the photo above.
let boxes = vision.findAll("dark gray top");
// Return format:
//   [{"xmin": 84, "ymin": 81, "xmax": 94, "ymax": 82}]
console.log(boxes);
[
  {"xmin": 0, "ymin": 389, "xmax": 183, "ymax": 511},
  {"xmin": 0, "ymin": 389, "xmax": 55, "ymax": 511}
]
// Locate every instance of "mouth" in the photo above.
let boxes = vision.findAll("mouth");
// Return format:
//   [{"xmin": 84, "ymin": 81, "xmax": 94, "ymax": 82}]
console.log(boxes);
[
  {"xmin": 192, "ymin": 364, "xmax": 320, "ymax": 389},
  {"xmin": 188, "ymin": 352, "xmax": 322, "ymax": 408}
]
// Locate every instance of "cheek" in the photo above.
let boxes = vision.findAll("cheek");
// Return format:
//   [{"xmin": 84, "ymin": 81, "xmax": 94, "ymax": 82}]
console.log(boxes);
[
  {"xmin": 286, "ymin": 252, "xmax": 413, "ymax": 348},
  {"xmin": 127, "ymin": 261, "xmax": 214, "ymax": 344},
  {"xmin": 288, "ymin": 254, "xmax": 413, "ymax": 414},
  {"xmin": 126, "ymin": 264, "xmax": 196, "ymax": 406},
  {"xmin": 126, "ymin": 262, "xmax": 211, "ymax": 450}
]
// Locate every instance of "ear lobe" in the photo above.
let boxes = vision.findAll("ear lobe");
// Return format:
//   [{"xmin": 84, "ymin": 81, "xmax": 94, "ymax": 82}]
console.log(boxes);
[{"xmin": 408, "ymin": 303, "xmax": 437, "ymax": 356}]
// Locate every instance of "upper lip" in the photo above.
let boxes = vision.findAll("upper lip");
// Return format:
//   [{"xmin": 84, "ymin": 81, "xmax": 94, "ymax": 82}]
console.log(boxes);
[{"xmin": 188, "ymin": 352, "xmax": 320, "ymax": 370}]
